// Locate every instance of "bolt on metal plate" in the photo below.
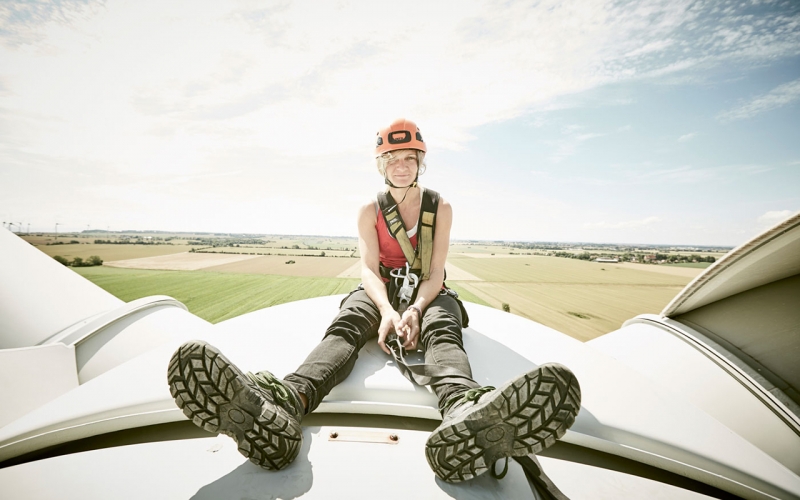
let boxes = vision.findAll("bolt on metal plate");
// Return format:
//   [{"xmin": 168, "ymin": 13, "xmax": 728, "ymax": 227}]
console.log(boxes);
[{"xmin": 327, "ymin": 429, "xmax": 400, "ymax": 444}]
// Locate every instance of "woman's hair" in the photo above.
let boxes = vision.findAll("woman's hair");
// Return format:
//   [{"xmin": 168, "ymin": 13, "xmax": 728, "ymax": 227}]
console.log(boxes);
[{"xmin": 376, "ymin": 149, "xmax": 427, "ymax": 177}]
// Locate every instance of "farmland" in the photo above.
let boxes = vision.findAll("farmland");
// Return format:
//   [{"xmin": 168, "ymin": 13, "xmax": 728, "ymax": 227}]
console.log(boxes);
[
  {"xmin": 447, "ymin": 255, "xmax": 690, "ymax": 341},
  {"xmin": 21, "ymin": 231, "xmax": 720, "ymax": 341},
  {"xmin": 30, "ymin": 239, "xmax": 195, "ymax": 261},
  {"xmin": 74, "ymin": 266, "xmax": 360, "ymax": 324}
]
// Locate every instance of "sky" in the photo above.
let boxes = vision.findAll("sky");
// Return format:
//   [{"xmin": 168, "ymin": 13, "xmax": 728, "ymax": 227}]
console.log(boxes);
[{"xmin": 1, "ymin": 0, "xmax": 798, "ymax": 246}]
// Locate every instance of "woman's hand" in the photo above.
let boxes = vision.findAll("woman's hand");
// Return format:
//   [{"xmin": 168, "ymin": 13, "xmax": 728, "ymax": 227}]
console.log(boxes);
[
  {"xmin": 377, "ymin": 309, "xmax": 403, "ymax": 355},
  {"xmin": 396, "ymin": 307, "xmax": 421, "ymax": 350}
]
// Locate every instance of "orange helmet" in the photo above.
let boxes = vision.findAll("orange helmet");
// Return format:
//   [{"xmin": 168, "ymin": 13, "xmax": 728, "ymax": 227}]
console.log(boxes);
[{"xmin": 375, "ymin": 118, "xmax": 426, "ymax": 157}]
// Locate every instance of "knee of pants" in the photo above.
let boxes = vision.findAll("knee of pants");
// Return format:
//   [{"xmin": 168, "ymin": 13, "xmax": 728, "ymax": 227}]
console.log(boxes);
[
  {"xmin": 420, "ymin": 314, "xmax": 465, "ymax": 350},
  {"xmin": 323, "ymin": 310, "xmax": 377, "ymax": 347}
]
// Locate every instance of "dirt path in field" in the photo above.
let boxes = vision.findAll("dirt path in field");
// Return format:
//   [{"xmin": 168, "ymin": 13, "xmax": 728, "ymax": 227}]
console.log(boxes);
[
  {"xmin": 104, "ymin": 252, "xmax": 260, "ymax": 270},
  {"xmin": 444, "ymin": 262, "xmax": 482, "ymax": 281},
  {"xmin": 612, "ymin": 262, "xmax": 704, "ymax": 278},
  {"xmin": 336, "ymin": 261, "xmax": 362, "ymax": 278},
  {"xmin": 336, "ymin": 260, "xmax": 483, "ymax": 281}
]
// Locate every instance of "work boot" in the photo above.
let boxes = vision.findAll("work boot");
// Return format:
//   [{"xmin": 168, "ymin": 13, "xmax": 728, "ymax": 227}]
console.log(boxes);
[
  {"xmin": 167, "ymin": 340, "xmax": 304, "ymax": 470},
  {"xmin": 425, "ymin": 363, "xmax": 581, "ymax": 483}
]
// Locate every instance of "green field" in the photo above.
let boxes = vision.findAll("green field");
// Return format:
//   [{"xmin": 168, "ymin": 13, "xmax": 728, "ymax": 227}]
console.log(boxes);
[
  {"xmin": 663, "ymin": 262, "xmax": 713, "ymax": 268},
  {"xmin": 74, "ymin": 267, "xmax": 360, "ymax": 324},
  {"xmin": 74, "ymin": 266, "xmax": 490, "ymax": 324},
  {"xmin": 70, "ymin": 257, "xmax": 688, "ymax": 341},
  {"xmin": 27, "ymin": 232, "xmax": 711, "ymax": 342}
]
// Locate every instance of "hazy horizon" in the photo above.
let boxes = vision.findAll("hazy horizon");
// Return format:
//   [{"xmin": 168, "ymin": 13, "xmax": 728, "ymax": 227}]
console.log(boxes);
[{"xmin": 13, "ymin": 226, "xmax": 735, "ymax": 250}]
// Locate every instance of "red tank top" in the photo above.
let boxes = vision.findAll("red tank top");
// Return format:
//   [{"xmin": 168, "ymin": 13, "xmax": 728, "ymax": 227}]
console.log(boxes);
[{"xmin": 376, "ymin": 210, "xmax": 417, "ymax": 271}]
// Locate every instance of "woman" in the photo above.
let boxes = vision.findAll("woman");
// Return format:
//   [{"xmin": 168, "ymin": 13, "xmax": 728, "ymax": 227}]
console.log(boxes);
[{"xmin": 167, "ymin": 118, "xmax": 581, "ymax": 483}]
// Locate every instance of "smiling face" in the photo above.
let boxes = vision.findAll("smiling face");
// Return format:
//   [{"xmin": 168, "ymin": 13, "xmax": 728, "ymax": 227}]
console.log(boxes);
[{"xmin": 381, "ymin": 149, "xmax": 420, "ymax": 187}]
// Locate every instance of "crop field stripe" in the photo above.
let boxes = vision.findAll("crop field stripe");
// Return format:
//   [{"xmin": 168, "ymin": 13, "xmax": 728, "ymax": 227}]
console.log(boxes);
[
  {"xmin": 74, "ymin": 267, "xmax": 359, "ymax": 324},
  {"xmin": 444, "ymin": 283, "xmax": 490, "ymax": 307},
  {"xmin": 448, "ymin": 255, "xmax": 692, "ymax": 286},
  {"xmin": 456, "ymin": 281, "xmax": 684, "ymax": 341},
  {"xmin": 32, "ymin": 243, "xmax": 196, "ymax": 261}
]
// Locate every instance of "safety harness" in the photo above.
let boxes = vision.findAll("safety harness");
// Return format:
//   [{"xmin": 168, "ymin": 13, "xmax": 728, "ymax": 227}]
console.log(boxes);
[
  {"xmin": 377, "ymin": 187, "xmax": 439, "ymax": 280},
  {"xmin": 377, "ymin": 187, "xmax": 440, "ymax": 313}
]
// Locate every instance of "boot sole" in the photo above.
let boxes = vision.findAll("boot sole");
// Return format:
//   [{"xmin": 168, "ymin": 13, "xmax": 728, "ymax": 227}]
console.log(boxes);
[
  {"xmin": 425, "ymin": 363, "xmax": 581, "ymax": 482},
  {"xmin": 167, "ymin": 340, "xmax": 302, "ymax": 470}
]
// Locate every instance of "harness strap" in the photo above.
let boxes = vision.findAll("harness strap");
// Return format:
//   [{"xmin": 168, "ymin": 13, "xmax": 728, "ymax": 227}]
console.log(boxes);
[
  {"xmin": 377, "ymin": 188, "xmax": 440, "ymax": 280},
  {"xmin": 514, "ymin": 455, "xmax": 572, "ymax": 499},
  {"xmin": 385, "ymin": 334, "xmax": 473, "ymax": 386},
  {"xmin": 418, "ymin": 189, "xmax": 439, "ymax": 280}
]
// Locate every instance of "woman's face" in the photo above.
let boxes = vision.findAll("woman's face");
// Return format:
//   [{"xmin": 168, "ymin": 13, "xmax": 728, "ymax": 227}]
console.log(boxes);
[{"xmin": 384, "ymin": 149, "xmax": 419, "ymax": 187}]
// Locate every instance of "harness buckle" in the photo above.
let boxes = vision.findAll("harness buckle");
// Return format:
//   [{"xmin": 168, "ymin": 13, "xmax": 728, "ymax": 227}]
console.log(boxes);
[{"xmin": 390, "ymin": 263, "xmax": 419, "ymax": 313}]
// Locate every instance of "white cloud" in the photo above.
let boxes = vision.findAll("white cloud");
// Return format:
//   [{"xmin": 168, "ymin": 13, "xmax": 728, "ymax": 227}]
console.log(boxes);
[
  {"xmin": 757, "ymin": 210, "xmax": 794, "ymax": 228},
  {"xmin": 718, "ymin": 78, "xmax": 800, "ymax": 122},
  {"xmin": 1, "ymin": 0, "xmax": 799, "ymax": 240},
  {"xmin": 677, "ymin": 132, "xmax": 696, "ymax": 142},
  {"xmin": 584, "ymin": 216, "xmax": 661, "ymax": 229}
]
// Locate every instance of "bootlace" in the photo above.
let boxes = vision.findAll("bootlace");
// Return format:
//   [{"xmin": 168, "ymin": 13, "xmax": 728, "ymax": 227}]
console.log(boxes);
[
  {"xmin": 491, "ymin": 457, "xmax": 509, "ymax": 479},
  {"xmin": 443, "ymin": 385, "xmax": 495, "ymax": 413},
  {"xmin": 247, "ymin": 371, "xmax": 292, "ymax": 404}
]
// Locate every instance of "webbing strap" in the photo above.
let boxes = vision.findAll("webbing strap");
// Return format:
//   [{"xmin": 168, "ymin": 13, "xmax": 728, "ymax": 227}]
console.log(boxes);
[
  {"xmin": 377, "ymin": 188, "xmax": 440, "ymax": 280},
  {"xmin": 514, "ymin": 455, "xmax": 571, "ymax": 499},
  {"xmin": 385, "ymin": 336, "xmax": 473, "ymax": 386},
  {"xmin": 419, "ymin": 189, "xmax": 439, "ymax": 280}
]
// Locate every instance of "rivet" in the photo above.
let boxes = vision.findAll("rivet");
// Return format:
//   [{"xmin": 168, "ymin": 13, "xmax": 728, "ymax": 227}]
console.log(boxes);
[
  {"xmin": 389, "ymin": 434, "xmax": 399, "ymax": 441},
  {"xmin": 330, "ymin": 431, "xmax": 338, "ymax": 439}
]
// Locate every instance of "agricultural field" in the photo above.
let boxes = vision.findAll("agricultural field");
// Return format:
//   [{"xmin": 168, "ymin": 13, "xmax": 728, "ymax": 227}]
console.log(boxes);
[
  {"xmin": 448, "ymin": 254, "xmax": 691, "ymax": 285},
  {"xmin": 664, "ymin": 262, "xmax": 714, "ymax": 268},
  {"xmin": 204, "ymin": 255, "xmax": 359, "ymax": 277},
  {"xmin": 74, "ymin": 266, "xmax": 360, "ymax": 324},
  {"xmin": 22, "ymin": 231, "xmax": 720, "ymax": 341},
  {"xmin": 447, "ymin": 255, "xmax": 694, "ymax": 341},
  {"xmin": 104, "ymin": 252, "xmax": 360, "ymax": 277},
  {"xmin": 32, "ymin": 241, "xmax": 195, "ymax": 261},
  {"xmin": 196, "ymin": 248, "xmax": 353, "ymax": 257}
]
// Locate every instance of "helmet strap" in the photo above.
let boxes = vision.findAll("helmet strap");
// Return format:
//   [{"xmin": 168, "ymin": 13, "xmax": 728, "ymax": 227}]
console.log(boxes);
[{"xmin": 384, "ymin": 172, "xmax": 419, "ymax": 190}]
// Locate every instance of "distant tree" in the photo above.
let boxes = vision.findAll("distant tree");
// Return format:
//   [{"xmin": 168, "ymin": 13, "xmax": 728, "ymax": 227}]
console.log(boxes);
[
  {"xmin": 86, "ymin": 255, "xmax": 103, "ymax": 266},
  {"xmin": 502, "ymin": 303, "xmax": 511, "ymax": 313},
  {"xmin": 320, "ymin": 251, "xmax": 326, "ymax": 257},
  {"xmin": 53, "ymin": 255, "xmax": 69, "ymax": 266},
  {"xmin": 71, "ymin": 257, "xmax": 84, "ymax": 267}
]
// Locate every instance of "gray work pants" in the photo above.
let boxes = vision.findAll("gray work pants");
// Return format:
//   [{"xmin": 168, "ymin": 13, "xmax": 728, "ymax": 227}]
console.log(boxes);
[{"xmin": 283, "ymin": 289, "xmax": 480, "ymax": 415}]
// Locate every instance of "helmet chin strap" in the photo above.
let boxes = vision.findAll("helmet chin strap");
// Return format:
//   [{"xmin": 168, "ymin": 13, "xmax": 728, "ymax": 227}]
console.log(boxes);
[{"xmin": 384, "ymin": 173, "xmax": 419, "ymax": 190}]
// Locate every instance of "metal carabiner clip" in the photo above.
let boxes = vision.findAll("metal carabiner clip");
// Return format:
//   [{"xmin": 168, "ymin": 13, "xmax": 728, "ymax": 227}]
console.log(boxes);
[{"xmin": 390, "ymin": 263, "xmax": 419, "ymax": 312}]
